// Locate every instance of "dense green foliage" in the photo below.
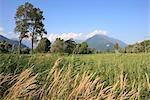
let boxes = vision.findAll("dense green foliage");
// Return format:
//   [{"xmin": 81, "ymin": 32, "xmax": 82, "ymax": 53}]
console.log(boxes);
[
  {"xmin": 50, "ymin": 38, "xmax": 65, "ymax": 53},
  {"xmin": 20, "ymin": 47, "xmax": 30, "ymax": 54},
  {"xmin": 15, "ymin": 2, "xmax": 31, "ymax": 53},
  {"xmin": 64, "ymin": 39, "xmax": 76, "ymax": 54},
  {"xmin": 50, "ymin": 38, "xmax": 95, "ymax": 54},
  {"xmin": 74, "ymin": 42, "xmax": 92, "ymax": 54},
  {"xmin": 122, "ymin": 40, "xmax": 150, "ymax": 53},
  {"xmin": 35, "ymin": 37, "xmax": 51, "ymax": 53}
]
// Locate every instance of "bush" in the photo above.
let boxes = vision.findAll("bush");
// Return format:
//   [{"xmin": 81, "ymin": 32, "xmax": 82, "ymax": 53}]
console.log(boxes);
[{"xmin": 21, "ymin": 48, "xmax": 30, "ymax": 54}]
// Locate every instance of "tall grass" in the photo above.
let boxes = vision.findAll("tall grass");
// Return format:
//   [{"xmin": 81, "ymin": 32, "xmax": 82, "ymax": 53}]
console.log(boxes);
[
  {"xmin": 0, "ymin": 55, "xmax": 150, "ymax": 100},
  {"xmin": 0, "ymin": 53, "xmax": 150, "ymax": 99}
]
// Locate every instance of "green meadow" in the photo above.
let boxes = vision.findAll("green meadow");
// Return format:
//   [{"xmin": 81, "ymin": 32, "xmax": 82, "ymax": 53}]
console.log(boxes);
[{"xmin": 0, "ymin": 53, "xmax": 150, "ymax": 99}]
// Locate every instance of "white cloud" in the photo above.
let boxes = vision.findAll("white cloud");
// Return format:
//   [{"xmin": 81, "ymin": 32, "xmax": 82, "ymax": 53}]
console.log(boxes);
[
  {"xmin": 60, "ymin": 32, "xmax": 83, "ymax": 40},
  {"xmin": 47, "ymin": 29, "xmax": 108, "ymax": 42},
  {"xmin": 47, "ymin": 33, "xmax": 59, "ymax": 42},
  {"xmin": 87, "ymin": 30, "xmax": 108, "ymax": 38},
  {"xmin": 47, "ymin": 32, "xmax": 83, "ymax": 42}
]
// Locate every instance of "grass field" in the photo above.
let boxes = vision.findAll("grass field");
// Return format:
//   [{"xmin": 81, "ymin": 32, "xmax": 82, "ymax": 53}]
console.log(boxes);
[{"xmin": 0, "ymin": 53, "xmax": 150, "ymax": 99}]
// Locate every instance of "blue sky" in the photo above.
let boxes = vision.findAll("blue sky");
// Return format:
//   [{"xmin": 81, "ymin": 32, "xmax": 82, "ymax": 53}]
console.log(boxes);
[{"xmin": 0, "ymin": 0, "xmax": 149, "ymax": 44}]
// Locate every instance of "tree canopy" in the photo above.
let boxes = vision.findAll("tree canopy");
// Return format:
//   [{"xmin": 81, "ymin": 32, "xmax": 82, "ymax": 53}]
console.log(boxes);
[
  {"xmin": 35, "ymin": 38, "xmax": 51, "ymax": 53},
  {"xmin": 50, "ymin": 38, "xmax": 65, "ymax": 53},
  {"xmin": 15, "ymin": 2, "xmax": 47, "ymax": 53},
  {"xmin": 64, "ymin": 39, "xmax": 76, "ymax": 54}
]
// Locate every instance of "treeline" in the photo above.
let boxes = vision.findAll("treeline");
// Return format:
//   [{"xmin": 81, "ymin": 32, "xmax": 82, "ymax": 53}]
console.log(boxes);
[
  {"xmin": 1, "ymin": 39, "xmax": 150, "ymax": 54},
  {"xmin": 119, "ymin": 40, "xmax": 150, "ymax": 53},
  {"xmin": 0, "ymin": 38, "xmax": 96, "ymax": 54},
  {"xmin": 35, "ymin": 37, "xmax": 96, "ymax": 54}
]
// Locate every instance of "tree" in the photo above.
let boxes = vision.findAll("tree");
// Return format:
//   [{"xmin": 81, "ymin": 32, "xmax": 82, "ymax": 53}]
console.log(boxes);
[
  {"xmin": 28, "ymin": 7, "xmax": 47, "ymax": 53},
  {"xmin": 90, "ymin": 48, "xmax": 97, "ymax": 54},
  {"xmin": 64, "ymin": 39, "xmax": 76, "ymax": 54},
  {"xmin": 78, "ymin": 42, "xmax": 89, "ymax": 54},
  {"xmin": 114, "ymin": 43, "xmax": 119, "ymax": 50},
  {"xmin": 15, "ymin": 2, "xmax": 31, "ymax": 53},
  {"xmin": 15, "ymin": 2, "xmax": 47, "ymax": 53},
  {"xmin": 114, "ymin": 43, "xmax": 120, "ymax": 53},
  {"xmin": 35, "ymin": 38, "xmax": 51, "ymax": 53},
  {"xmin": 123, "ymin": 40, "xmax": 150, "ymax": 53},
  {"xmin": 21, "ymin": 48, "xmax": 30, "ymax": 54},
  {"xmin": 141, "ymin": 40, "xmax": 150, "ymax": 53},
  {"xmin": 73, "ymin": 43, "xmax": 81, "ymax": 54},
  {"xmin": 50, "ymin": 38, "xmax": 65, "ymax": 53},
  {"xmin": 73, "ymin": 42, "xmax": 91, "ymax": 54}
]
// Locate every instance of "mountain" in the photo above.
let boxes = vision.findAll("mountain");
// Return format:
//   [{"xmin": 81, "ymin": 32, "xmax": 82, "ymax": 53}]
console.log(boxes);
[
  {"xmin": 0, "ymin": 35, "xmax": 29, "ymax": 48},
  {"xmin": 85, "ymin": 34, "xmax": 127, "ymax": 51}
]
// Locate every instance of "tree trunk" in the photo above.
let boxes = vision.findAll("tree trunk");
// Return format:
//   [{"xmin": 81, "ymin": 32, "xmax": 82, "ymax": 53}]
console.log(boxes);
[
  {"xmin": 31, "ymin": 36, "xmax": 34, "ymax": 54},
  {"xmin": 19, "ymin": 39, "xmax": 22, "ymax": 54}
]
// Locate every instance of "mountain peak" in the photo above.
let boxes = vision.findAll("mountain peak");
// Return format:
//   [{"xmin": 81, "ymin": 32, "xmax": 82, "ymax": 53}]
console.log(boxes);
[{"xmin": 85, "ymin": 34, "xmax": 127, "ymax": 51}]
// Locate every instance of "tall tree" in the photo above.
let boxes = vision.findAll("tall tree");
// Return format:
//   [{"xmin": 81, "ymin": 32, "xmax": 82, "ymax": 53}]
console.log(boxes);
[
  {"xmin": 28, "ymin": 7, "xmax": 47, "ymax": 52},
  {"xmin": 15, "ymin": 2, "xmax": 47, "ymax": 53},
  {"xmin": 15, "ymin": 2, "xmax": 31, "ymax": 53}
]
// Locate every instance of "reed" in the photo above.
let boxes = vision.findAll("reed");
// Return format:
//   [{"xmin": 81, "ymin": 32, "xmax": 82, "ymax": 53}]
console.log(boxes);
[{"xmin": 0, "ymin": 57, "xmax": 149, "ymax": 100}]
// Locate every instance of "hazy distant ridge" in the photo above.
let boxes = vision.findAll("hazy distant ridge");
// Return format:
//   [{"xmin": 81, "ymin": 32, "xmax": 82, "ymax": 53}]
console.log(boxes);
[{"xmin": 0, "ymin": 35, "xmax": 29, "ymax": 48}]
